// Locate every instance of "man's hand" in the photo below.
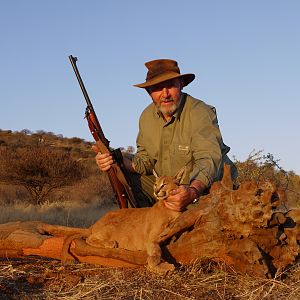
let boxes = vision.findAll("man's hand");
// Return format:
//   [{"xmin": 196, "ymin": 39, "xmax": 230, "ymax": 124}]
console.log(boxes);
[
  {"xmin": 164, "ymin": 185, "xmax": 198, "ymax": 212},
  {"xmin": 92, "ymin": 145, "xmax": 135, "ymax": 173},
  {"xmin": 92, "ymin": 145, "xmax": 114, "ymax": 172}
]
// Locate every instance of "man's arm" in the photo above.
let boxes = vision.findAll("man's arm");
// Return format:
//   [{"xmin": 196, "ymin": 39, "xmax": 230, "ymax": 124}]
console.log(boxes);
[
  {"xmin": 189, "ymin": 179, "xmax": 207, "ymax": 199},
  {"xmin": 189, "ymin": 101, "xmax": 224, "ymax": 187}
]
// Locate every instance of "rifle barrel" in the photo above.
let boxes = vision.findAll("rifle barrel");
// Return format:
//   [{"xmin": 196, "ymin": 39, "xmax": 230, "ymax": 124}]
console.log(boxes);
[
  {"xmin": 68, "ymin": 55, "xmax": 94, "ymax": 113},
  {"xmin": 69, "ymin": 55, "xmax": 109, "ymax": 146}
]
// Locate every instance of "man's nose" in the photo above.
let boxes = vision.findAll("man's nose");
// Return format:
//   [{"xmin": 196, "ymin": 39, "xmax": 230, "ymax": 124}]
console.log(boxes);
[{"xmin": 162, "ymin": 87, "xmax": 170, "ymax": 97}]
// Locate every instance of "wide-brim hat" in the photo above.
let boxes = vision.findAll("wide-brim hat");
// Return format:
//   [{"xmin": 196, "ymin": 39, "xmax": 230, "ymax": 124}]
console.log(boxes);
[{"xmin": 134, "ymin": 59, "xmax": 195, "ymax": 88}]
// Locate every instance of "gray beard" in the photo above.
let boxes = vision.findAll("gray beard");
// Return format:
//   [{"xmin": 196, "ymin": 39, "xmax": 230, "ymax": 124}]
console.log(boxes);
[{"xmin": 156, "ymin": 98, "xmax": 179, "ymax": 116}]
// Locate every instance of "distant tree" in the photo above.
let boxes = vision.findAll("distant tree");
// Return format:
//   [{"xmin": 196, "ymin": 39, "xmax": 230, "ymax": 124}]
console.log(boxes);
[
  {"xmin": 20, "ymin": 129, "xmax": 32, "ymax": 135},
  {"xmin": 35, "ymin": 130, "xmax": 46, "ymax": 135},
  {"xmin": 45, "ymin": 131, "xmax": 55, "ymax": 136},
  {"xmin": 70, "ymin": 137, "xmax": 83, "ymax": 144},
  {"xmin": 0, "ymin": 146, "xmax": 85, "ymax": 205}
]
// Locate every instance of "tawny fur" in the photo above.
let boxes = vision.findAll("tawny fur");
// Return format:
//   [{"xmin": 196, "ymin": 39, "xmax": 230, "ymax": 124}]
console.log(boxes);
[{"xmin": 64, "ymin": 167, "xmax": 187, "ymax": 275}]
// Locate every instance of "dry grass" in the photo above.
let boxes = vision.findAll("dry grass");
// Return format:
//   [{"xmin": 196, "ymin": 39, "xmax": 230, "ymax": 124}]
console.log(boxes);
[
  {"xmin": 0, "ymin": 200, "xmax": 118, "ymax": 228},
  {"xmin": 0, "ymin": 258, "xmax": 299, "ymax": 300}
]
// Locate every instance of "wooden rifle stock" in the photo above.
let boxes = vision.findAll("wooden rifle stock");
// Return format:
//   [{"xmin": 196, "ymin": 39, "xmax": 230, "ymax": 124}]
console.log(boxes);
[{"xmin": 68, "ymin": 55, "xmax": 137, "ymax": 209}]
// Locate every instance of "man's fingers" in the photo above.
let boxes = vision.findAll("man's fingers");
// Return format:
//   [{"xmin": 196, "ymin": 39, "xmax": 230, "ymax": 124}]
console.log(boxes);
[
  {"xmin": 96, "ymin": 152, "xmax": 112, "ymax": 162},
  {"xmin": 95, "ymin": 152, "xmax": 114, "ymax": 172},
  {"xmin": 101, "ymin": 158, "xmax": 114, "ymax": 168}
]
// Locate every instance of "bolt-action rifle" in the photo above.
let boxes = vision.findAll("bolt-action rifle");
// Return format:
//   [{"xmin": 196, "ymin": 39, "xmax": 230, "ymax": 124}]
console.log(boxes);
[{"xmin": 68, "ymin": 55, "xmax": 138, "ymax": 209}]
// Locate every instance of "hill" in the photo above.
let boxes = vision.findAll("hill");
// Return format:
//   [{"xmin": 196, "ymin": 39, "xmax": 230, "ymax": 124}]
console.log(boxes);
[
  {"xmin": 0, "ymin": 129, "xmax": 116, "ymax": 208},
  {"xmin": 0, "ymin": 129, "xmax": 299, "ymax": 209}
]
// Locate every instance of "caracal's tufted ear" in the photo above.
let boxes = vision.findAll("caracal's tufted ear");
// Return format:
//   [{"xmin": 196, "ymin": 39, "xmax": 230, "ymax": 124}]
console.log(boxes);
[
  {"xmin": 174, "ymin": 166, "xmax": 187, "ymax": 185},
  {"xmin": 221, "ymin": 164, "xmax": 233, "ymax": 189},
  {"xmin": 153, "ymin": 169, "xmax": 159, "ymax": 179}
]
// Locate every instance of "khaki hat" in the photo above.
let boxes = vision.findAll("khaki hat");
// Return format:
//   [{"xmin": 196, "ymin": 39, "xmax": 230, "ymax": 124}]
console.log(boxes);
[{"xmin": 134, "ymin": 59, "xmax": 195, "ymax": 88}]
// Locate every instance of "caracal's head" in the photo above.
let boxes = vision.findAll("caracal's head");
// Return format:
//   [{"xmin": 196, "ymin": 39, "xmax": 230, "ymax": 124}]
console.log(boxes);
[{"xmin": 153, "ymin": 167, "xmax": 187, "ymax": 201}]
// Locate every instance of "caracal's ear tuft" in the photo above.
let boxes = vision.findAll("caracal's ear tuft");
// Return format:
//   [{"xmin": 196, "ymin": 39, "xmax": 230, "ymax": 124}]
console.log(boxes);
[
  {"xmin": 221, "ymin": 164, "xmax": 233, "ymax": 189},
  {"xmin": 153, "ymin": 169, "xmax": 159, "ymax": 179},
  {"xmin": 174, "ymin": 166, "xmax": 187, "ymax": 185}
]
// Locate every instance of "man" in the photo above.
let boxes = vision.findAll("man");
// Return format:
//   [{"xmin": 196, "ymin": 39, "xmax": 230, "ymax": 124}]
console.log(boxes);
[{"xmin": 94, "ymin": 59, "xmax": 237, "ymax": 211}]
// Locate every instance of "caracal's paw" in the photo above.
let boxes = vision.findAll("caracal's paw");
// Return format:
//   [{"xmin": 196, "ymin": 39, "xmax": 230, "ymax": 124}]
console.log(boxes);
[{"xmin": 147, "ymin": 260, "xmax": 175, "ymax": 276}]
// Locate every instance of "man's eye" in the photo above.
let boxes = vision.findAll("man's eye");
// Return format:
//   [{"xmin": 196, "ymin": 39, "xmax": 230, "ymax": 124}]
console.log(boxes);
[{"xmin": 151, "ymin": 86, "xmax": 163, "ymax": 92}]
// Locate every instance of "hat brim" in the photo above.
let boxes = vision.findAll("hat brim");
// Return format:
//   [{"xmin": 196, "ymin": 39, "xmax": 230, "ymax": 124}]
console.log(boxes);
[{"xmin": 134, "ymin": 72, "xmax": 195, "ymax": 88}]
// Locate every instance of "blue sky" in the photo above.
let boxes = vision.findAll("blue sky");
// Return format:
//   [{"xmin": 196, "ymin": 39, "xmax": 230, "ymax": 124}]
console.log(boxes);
[{"xmin": 0, "ymin": 1, "xmax": 299, "ymax": 174}]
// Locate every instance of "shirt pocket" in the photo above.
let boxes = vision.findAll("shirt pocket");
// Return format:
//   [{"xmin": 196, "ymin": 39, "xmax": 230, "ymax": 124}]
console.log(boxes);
[{"xmin": 170, "ymin": 143, "xmax": 191, "ymax": 163}]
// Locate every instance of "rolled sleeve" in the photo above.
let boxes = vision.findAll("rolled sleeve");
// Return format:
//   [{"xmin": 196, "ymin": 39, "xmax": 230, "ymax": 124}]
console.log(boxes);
[
  {"xmin": 189, "ymin": 104, "xmax": 223, "ymax": 187},
  {"xmin": 132, "ymin": 131, "xmax": 156, "ymax": 175}
]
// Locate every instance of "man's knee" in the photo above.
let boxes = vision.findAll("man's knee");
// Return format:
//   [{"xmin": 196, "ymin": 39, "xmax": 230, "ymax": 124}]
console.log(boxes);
[{"xmin": 127, "ymin": 173, "xmax": 156, "ymax": 207}]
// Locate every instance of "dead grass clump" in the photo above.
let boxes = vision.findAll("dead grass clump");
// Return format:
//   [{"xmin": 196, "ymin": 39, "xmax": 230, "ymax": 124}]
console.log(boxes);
[
  {"xmin": 0, "ymin": 258, "xmax": 299, "ymax": 300},
  {"xmin": 64, "ymin": 172, "xmax": 115, "ymax": 207},
  {"xmin": 0, "ymin": 185, "xmax": 30, "ymax": 206}
]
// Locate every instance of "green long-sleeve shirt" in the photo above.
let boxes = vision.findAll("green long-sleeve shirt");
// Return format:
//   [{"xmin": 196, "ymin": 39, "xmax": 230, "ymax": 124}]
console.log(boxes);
[{"xmin": 132, "ymin": 93, "xmax": 231, "ymax": 187}]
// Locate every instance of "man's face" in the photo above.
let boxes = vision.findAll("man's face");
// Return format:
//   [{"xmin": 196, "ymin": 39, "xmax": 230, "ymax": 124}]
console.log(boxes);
[{"xmin": 147, "ymin": 78, "xmax": 182, "ymax": 118}]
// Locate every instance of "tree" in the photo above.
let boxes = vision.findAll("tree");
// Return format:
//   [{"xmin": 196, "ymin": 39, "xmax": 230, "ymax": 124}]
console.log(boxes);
[
  {"xmin": 20, "ymin": 129, "xmax": 32, "ymax": 135},
  {"xmin": 0, "ymin": 146, "xmax": 84, "ymax": 205}
]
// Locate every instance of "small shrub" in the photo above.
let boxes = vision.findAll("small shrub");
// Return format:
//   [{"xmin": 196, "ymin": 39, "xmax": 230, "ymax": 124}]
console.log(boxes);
[
  {"xmin": 0, "ymin": 145, "xmax": 85, "ymax": 205},
  {"xmin": 234, "ymin": 150, "xmax": 300, "ymax": 207}
]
